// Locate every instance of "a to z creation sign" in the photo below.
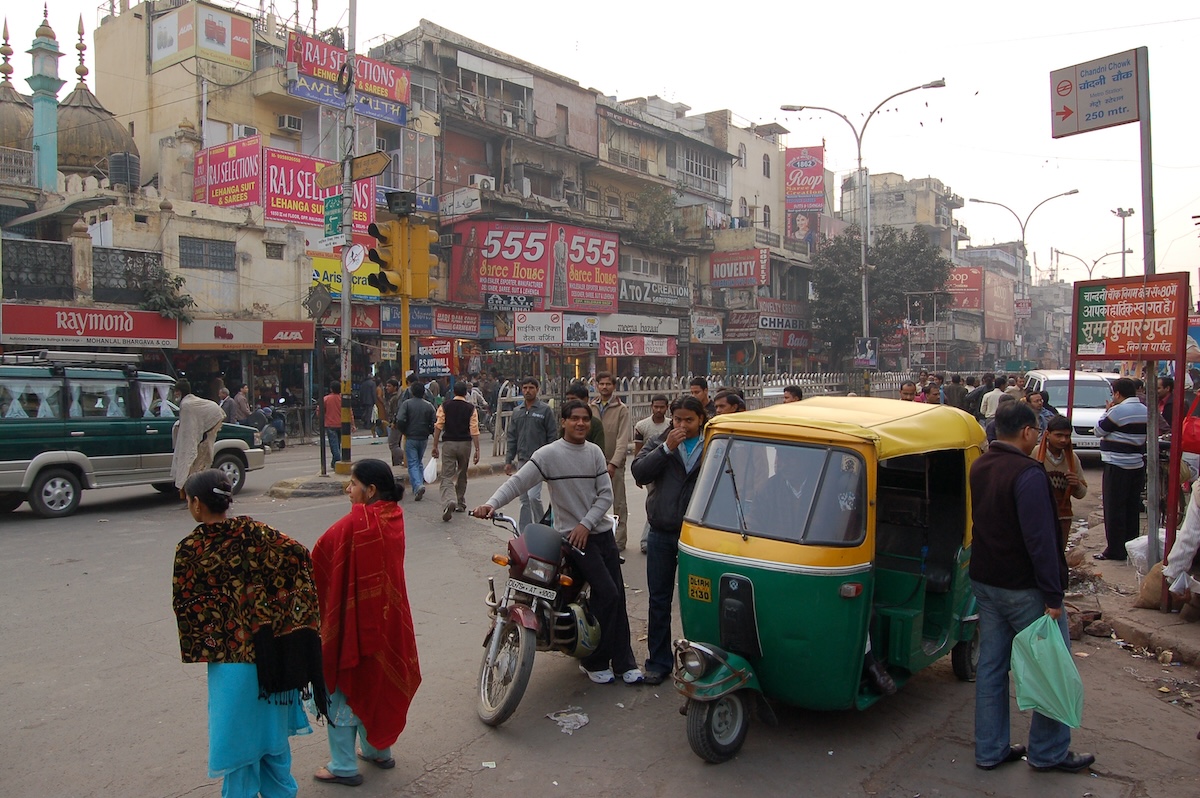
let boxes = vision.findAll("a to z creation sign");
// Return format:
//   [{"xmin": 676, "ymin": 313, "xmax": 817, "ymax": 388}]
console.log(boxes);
[{"xmin": 1074, "ymin": 274, "xmax": 1189, "ymax": 358}]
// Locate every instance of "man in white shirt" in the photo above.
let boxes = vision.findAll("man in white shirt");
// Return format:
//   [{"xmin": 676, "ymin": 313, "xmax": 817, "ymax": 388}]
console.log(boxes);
[{"xmin": 980, "ymin": 374, "xmax": 1007, "ymax": 420}]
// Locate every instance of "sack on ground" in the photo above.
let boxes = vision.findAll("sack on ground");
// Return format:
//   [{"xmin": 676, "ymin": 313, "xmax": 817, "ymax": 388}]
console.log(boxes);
[
  {"xmin": 423, "ymin": 457, "xmax": 438, "ymax": 484},
  {"xmin": 1133, "ymin": 562, "xmax": 1165, "ymax": 609},
  {"xmin": 1126, "ymin": 534, "xmax": 1165, "ymax": 576},
  {"xmin": 1010, "ymin": 614, "xmax": 1085, "ymax": 728}
]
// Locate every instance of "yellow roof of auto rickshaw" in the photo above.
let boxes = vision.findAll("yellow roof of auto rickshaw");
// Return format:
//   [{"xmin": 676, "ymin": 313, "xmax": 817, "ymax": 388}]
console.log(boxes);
[{"xmin": 706, "ymin": 396, "xmax": 986, "ymax": 460}]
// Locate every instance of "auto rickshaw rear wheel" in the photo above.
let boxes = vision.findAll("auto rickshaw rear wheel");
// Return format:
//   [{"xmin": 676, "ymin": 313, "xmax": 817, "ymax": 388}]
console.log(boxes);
[
  {"xmin": 952, "ymin": 623, "xmax": 980, "ymax": 682},
  {"xmin": 686, "ymin": 691, "xmax": 749, "ymax": 763}
]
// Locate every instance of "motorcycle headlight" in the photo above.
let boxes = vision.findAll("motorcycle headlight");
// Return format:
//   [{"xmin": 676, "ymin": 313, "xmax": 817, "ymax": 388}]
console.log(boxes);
[{"xmin": 522, "ymin": 557, "xmax": 556, "ymax": 584}]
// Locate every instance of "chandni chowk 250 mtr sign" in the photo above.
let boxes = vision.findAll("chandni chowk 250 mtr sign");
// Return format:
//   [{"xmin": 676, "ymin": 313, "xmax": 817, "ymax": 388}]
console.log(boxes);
[{"xmin": 1072, "ymin": 273, "xmax": 1189, "ymax": 359}]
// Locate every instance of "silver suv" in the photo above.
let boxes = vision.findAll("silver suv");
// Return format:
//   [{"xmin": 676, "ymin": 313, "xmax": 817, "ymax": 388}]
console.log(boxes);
[{"xmin": 1022, "ymin": 369, "xmax": 1113, "ymax": 454}]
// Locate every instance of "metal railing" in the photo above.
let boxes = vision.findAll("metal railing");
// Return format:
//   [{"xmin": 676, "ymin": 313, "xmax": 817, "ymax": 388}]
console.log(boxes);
[{"xmin": 0, "ymin": 146, "xmax": 34, "ymax": 186}]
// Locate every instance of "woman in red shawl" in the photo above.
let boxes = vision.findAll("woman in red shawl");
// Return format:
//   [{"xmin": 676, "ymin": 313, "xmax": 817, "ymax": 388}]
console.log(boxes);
[{"xmin": 312, "ymin": 459, "xmax": 422, "ymax": 786}]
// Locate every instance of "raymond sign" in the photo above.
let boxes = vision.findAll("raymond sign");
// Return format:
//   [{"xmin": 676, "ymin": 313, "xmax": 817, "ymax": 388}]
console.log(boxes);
[
  {"xmin": 1073, "ymin": 274, "xmax": 1189, "ymax": 359},
  {"xmin": 193, "ymin": 136, "xmax": 261, "ymax": 207},
  {"xmin": 286, "ymin": 30, "xmax": 410, "ymax": 104},
  {"xmin": 1, "ymin": 304, "xmax": 178, "ymax": 348},
  {"xmin": 449, "ymin": 221, "xmax": 618, "ymax": 312},
  {"xmin": 710, "ymin": 249, "xmax": 769, "ymax": 289},
  {"xmin": 946, "ymin": 267, "xmax": 983, "ymax": 310},
  {"xmin": 265, "ymin": 149, "xmax": 374, "ymax": 231}
]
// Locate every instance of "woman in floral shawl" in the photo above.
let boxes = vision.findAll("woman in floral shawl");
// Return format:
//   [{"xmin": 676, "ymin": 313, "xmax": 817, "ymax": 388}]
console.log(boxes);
[
  {"xmin": 172, "ymin": 469, "xmax": 327, "ymax": 798},
  {"xmin": 312, "ymin": 459, "xmax": 422, "ymax": 786}
]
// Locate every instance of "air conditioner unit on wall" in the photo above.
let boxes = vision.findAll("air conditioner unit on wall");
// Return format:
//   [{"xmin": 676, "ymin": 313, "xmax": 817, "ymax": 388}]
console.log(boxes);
[
  {"xmin": 502, "ymin": 111, "xmax": 515, "ymax": 128},
  {"xmin": 234, "ymin": 124, "xmax": 258, "ymax": 139},
  {"xmin": 277, "ymin": 114, "xmax": 303, "ymax": 133},
  {"xmin": 469, "ymin": 173, "xmax": 495, "ymax": 191}
]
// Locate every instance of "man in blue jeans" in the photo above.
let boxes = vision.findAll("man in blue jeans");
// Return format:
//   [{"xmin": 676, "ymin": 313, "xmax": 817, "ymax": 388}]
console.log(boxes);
[
  {"xmin": 394, "ymin": 382, "xmax": 436, "ymax": 500},
  {"xmin": 969, "ymin": 401, "xmax": 1094, "ymax": 774}
]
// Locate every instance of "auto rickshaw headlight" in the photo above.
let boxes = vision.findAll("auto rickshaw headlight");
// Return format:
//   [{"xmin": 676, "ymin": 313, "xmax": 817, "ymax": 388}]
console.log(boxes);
[{"xmin": 680, "ymin": 646, "xmax": 707, "ymax": 678}]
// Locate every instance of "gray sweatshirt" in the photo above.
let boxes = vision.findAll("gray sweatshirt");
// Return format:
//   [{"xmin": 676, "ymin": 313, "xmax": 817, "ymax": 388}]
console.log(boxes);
[{"xmin": 486, "ymin": 438, "xmax": 613, "ymax": 535}]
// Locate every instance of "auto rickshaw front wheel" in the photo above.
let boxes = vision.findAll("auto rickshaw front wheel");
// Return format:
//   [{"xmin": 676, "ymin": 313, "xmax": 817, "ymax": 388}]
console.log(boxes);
[
  {"xmin": 686, "ymin": 692, "xmax": 750, "ymax": 763},
  {"xmin": 952, "ymin": 623, "xmax": 980, "ymax": 682}
]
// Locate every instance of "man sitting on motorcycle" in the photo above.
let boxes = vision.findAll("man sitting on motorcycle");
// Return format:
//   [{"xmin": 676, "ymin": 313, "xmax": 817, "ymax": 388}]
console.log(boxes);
[{"xmin": 473, "ymin": 400, "xmax": 644, "ymax": 685}]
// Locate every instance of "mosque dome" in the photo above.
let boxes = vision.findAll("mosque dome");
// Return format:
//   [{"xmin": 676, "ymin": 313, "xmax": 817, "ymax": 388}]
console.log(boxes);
[
  {"xmin": 56, "ymin": 16, "xmax": 139, "ymax": 180},
  {"xmin": 0, "ymin": 20, "xmax": 34, "ymax": 150}
]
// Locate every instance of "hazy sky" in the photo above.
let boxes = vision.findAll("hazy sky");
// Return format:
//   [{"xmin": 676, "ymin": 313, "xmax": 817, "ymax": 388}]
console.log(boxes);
[{"xmin": 6, "ymin": 1, "xmax": 1198, "ymax": 286}]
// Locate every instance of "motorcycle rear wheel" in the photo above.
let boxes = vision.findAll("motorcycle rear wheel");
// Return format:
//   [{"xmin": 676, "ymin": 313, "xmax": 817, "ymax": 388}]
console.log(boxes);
[{"xmin": 477, "ymin": 620, "xmax": 536, "ymax": 726}]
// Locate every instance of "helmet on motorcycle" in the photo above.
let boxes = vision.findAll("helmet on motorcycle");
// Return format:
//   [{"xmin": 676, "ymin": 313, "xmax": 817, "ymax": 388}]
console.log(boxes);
[{"xmin": 567, "ymin": 601, "xmax": 600, "ymax": 658}]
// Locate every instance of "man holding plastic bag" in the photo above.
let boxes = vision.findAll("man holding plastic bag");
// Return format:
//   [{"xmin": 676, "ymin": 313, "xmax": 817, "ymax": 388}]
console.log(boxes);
[{"xmin": 968, "ymin": 402, "xmax": 1094, "ymax": 774}]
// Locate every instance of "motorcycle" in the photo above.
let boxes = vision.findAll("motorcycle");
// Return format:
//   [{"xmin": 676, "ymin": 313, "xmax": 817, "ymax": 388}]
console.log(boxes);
[
  {"xmin": 244, "ymin": 406, "xmax": 287, "ymax": 449},
  {"xmin": 474, "ymin": 512, "xmax": 600, "ymax": 726}
]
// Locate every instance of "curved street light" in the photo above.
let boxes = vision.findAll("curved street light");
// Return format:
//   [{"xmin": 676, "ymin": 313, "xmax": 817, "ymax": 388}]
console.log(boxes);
[
  {"xmin": 1053, "ymin": 247, "xmax": 1133, "ymax": 280},
  {"xmin": 781, "ymin": 78, "xmax": 946, "ymax": 339}
]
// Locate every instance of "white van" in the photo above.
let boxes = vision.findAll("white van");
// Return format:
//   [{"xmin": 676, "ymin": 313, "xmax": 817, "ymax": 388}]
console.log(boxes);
[{"xmin": 1022, "ymin": 369, "xmax": 1114, "ymax": 453}]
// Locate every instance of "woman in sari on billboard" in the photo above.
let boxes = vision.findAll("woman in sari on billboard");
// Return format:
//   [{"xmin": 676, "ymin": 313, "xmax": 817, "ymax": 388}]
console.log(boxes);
[
  {"xmin": 457, "ymin": 225, "xmax": 483, "ymax": 304},
  {"xmin": 552, "ymin": 226, "xmax": 569, "ymax": 306}
]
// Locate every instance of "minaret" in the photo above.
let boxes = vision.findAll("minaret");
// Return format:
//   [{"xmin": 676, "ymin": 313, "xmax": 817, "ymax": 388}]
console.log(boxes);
[{"xmin": 26, "ymin": 5, "xmax": 65, "ymax": 190}]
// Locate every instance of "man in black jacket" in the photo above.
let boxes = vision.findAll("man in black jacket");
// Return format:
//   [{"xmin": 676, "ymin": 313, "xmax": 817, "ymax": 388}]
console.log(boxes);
[
  {"xmin": 395, "ymin": 382, "xmax": 436, "ymax": 501},
  {"xmin": 630, "ymin": 395, "xmax": 707, "ymax": 684},
  {"xmin": 969, "ymin": 401, "xmax": 1094, "ymax": 774}
]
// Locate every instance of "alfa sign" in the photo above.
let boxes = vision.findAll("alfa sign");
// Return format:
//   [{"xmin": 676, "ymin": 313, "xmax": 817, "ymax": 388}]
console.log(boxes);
[{"xmin": 1050, "ymin": 49, "xmax": 1139, "ymax": 139}]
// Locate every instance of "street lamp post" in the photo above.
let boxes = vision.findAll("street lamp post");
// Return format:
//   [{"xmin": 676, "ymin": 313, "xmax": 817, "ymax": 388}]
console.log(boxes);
[
  {"xmin": 967, "ymin": 190, "xmax": 1079, "ymax": 365},
  {"xmin": 1112, "ymin": 207, "xmax": 1135, "ymax": 277},
  {"xmin": 781, "ymin": 79, "xmax": 945, "ymax": 341},
  {"xmin": 1052, "ymin": 247, "xmax": 1133, "ymax": 280}
]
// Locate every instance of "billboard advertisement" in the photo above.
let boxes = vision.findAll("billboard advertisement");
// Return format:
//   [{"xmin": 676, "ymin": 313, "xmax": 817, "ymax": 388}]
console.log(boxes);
[
  {"xmin": 1, "ymin": 305, "xmax": 178, "ymax": 348},
  {"xmin": 710, "ymin": 249, "xmax": 769, "ymax": 289},
  {"xmin": 152, "ymin": 3, "xmax": 253, "ymax": 72},
  {"xmin": 264, "ymin": 149, "xmax": 374, "ymax": 232},
  {"xmin": 690, "ymin": 313, "xmax": 724, "ymax": 344},
  {"xmin": 286, "ymin": 30, "xmax": 411, "ymax": 104},
  {"xmin": 432, "ymin": 308, "xmax": 481, "ymax": 338},
  {"xmin": 1075, "ymin": 275, "xmax": 1187, "ymax": 359},
  {"xmin": 448, "ymin": 221, "xmax": 619, "ymax": 312},
  {"xmin": 946, "ymin": 267, "xmax": 984, "ymax": 310},
  {"xmin": 983, "ymin": 272, "xmax": 1015, "ymax": 341},
  {"xmin": 785, "ymin": 146, "xmax": 825, "ymax": 212},
  {"xmin": 287, "ymin": 73, "xmax": 405, "ymax": 127},
  {"xmin": 599, "ymin": 335, "xmax": 677, "ymax": 358},
  {"xmin": 192, "ymin": 136, "xmax": 261, "ymax": 207}
]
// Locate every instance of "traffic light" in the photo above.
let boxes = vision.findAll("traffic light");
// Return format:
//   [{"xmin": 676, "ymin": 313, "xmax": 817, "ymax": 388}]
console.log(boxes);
[
  {"xmin": 366, "ymin": 219, "xmax": 407, "ymax": 296},
  {"xmin": 407, "ymin": 223, "xmax": 439, "ymax": 300}
]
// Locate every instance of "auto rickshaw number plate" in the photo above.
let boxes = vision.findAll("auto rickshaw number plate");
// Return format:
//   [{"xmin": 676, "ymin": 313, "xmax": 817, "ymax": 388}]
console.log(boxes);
[{"xmin": 687, "ymin": 575, "xmax": 712, "ymax": 602}]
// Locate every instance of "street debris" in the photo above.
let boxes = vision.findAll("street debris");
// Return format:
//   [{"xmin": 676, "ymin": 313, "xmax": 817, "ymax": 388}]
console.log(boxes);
[
  {"xmin": 547, "ymin": 706, "xmax": 589, "ymax": 734},
  {"xmin": 482, "ymin": 761, "xmax": 496, "ymax": 769}
]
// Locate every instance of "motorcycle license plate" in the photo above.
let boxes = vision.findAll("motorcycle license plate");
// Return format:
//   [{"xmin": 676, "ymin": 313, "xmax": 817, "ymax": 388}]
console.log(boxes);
[{"xmin": 506, "ymin": 577, "xmax": 557, "ymax": 601}]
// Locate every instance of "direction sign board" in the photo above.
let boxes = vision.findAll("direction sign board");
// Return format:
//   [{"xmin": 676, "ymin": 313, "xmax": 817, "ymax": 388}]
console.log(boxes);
[
  {"xmin": 316, "ymin": 152, "xmax": 393, "ymax": 190},
  {"xmin": 1050, "ymin": 50, "xmax": 1139, "ymax": 138},
  {"xmin": 323, "ymin": 194, "xmax": 343, "ymax": 237}
]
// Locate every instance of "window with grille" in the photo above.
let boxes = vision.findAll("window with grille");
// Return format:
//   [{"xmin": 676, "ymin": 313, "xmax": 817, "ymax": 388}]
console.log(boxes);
[
  {"xmin": 763, "ymin": 205, "xmax": 772, "ymax": 230},
  {"xmin": 179, "ymin": 237, "xmax": 236, "ymax": 271},
  {"xmin": 762, "ymin": 154, "xmax": 771, "ymax": 178},
  {"xmin": 584, "ymin": 188, "xmax": 601, "ymax": 216},
  {"xmin": 681, "ymin": 146, "xmax": 719, "ymax": 195},
  {"xmin": 385, "ymin": 129, "xmax": 435, "ymax": 194},
  {"xmin": 620, "ymin": 254, "xmax": 662, "ymax": 279},
  {"xmin": 265, "ymin": 242, "xmax": 284, "ymax": 260}
]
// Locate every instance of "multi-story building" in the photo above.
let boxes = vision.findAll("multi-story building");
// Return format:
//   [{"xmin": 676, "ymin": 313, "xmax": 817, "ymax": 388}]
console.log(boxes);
[
  {"xmin": 960, "ymin": 243, "xmax": 1024, "ymax": 369},
  {"xmin": 840, "ymin": 172, "xmax": 969, "ymax": 260}
]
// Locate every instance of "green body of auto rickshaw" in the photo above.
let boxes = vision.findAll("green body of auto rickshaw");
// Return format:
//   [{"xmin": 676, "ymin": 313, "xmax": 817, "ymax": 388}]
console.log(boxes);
[{"xmin": 673, "ymin": 397, "xmax": 986, "ymax": 762}]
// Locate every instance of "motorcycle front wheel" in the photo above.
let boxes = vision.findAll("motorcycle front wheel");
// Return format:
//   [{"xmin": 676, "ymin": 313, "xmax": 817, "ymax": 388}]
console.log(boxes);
[{"xmin": 477, "ymin": 619, "xmax": 536, "ymax": 726}]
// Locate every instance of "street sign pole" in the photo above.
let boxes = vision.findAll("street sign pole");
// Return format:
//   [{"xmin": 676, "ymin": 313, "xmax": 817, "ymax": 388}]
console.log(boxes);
[{"xmin": 336, "ymin": 0, "xmax": 358, "ymax": 475}]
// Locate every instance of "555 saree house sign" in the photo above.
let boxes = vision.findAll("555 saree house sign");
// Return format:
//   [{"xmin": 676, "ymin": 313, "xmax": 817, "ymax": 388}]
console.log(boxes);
[{"xmin": 1074, "ymin": 273, "xmax": 1189, "ymax": 358}]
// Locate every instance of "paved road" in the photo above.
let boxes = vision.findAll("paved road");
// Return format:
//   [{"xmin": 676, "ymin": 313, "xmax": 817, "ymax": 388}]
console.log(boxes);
[{"xmin": 2, "ymin": 448, "xmax": 1198, "ymax": 797}]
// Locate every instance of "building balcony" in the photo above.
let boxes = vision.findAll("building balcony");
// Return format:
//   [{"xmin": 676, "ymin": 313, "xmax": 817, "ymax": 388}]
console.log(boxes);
[
  {"xmin": 441, "ymin": 81, "xmax": 534, "ymax": 136},
  {"xmin": 0, "ymin": 146, "xmax": 35, "ymax": 187}
]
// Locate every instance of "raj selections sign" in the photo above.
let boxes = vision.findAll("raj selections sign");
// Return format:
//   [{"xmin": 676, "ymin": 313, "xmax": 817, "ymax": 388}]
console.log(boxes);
[
  {"xmin": 151, "ymin": 2, "xmax": 253, "ymax": 72},
  {"xmin": 286, "ymin": 30, "xmax": 410, "ymax": 104},
  {"xmin": 1, "ymin": 305, "xmax": 178, "ymax": 348},
  {"xmin": 193, "ymin": 136, "xmax": 261, "ymax": 207},
  {"xmin": 449, "ymin": 221, "xmax": 619, "ymax": 313},
  {"xmin": 265, "ymin": 149, "xmax": 374, "ymax": 231},
  {"xmin": 946, "ymin": 267, "xmax": 983, "ymax": 310},
  {"xmin": 710, "ymin": 249, "xmax": 769, "ymax": 289},
  {"xmin": 784, "ymin": 146, "xmax": 825, "ymax": 212},
  {"xmin": 1074, "ymin": 274, "xmax": 1189, "ymax": 358}
]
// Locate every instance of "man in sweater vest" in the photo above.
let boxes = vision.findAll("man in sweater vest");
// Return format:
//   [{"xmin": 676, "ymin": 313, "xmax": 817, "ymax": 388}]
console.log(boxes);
[
  {"xmin": 431, "ymin": 382, "xmax": 481, "ymax": 522},
  {"xmin": 969, "ymin": 401, "xmax": 1094, "ymax": 774}
]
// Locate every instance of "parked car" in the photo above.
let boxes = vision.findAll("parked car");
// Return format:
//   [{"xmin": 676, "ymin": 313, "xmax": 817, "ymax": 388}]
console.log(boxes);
[
  {"xmin": 0, "ymin": 350, "xmax": 265, "ymax": 518},
  {"xmin": 1022, "ymin": 369, "xmax": 1114, "ymax": 453}
]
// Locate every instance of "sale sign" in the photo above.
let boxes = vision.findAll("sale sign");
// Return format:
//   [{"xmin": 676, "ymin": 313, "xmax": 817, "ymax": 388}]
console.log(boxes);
[
  {"xmin": 598, "ymin": 335, "xmax": 677, "ymax": 358},
  {"xmin": 784, "ymin": 146, "xmax": 825, "ymax": 212},
  {"xmin": 946, "ymin": 267, "xmax": 983, "ymax": 310},
  {"xmin": 710, "ymin": 249, "xmax": 769, "ymax": 289},
  {"xmin": 193, "ymin": 136, "xmax": 262, "ymax": 207},
  {"xmin": 264, "ymin": 149, "xmax": 374, "ymax": 232},
  {"xmin": 286, "ymin": 30, "xmax": 410, "ymax": 104},
  {"xmin": 1074, "ymin": 274, "xmax": 1188, "ymax": 359}
]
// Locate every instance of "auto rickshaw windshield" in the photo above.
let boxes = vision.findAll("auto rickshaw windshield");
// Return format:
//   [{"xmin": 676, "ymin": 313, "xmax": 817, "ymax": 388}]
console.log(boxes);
[{"xmin": 685, "ymin": 437, "xmax": 866, "ymax": 546}]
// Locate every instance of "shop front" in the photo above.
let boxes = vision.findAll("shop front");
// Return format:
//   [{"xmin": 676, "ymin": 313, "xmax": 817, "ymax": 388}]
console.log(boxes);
[
  {"xmin": 596, "ymin": 313, "xmax": 680, "ymax": 378},
  {"xmin": 0, "ymin": 303, "xmax": 180, "ymax": 373},
  {"xmin": 317, "ymin": 303, "xmax": 380, "ymax": 403},
  {"xmin": 179, "ymin": 317, "xmax": 315, "ymax": 405}
]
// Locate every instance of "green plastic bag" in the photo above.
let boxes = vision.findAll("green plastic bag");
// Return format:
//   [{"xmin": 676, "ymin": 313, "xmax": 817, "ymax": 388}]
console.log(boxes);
[{"xmin": 1010, "ymin": 614, "xmax": 1084, "ymax": 728}]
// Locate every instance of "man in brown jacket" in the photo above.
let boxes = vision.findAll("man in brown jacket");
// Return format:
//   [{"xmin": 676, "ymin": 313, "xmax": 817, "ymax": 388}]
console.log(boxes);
[{"xmin": 592, "ymin": 372, "xmax": 633, "ymax": 550}]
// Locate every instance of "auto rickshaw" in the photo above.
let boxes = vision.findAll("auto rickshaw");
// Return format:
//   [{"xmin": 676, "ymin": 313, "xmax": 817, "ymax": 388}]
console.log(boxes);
[{"xmin": 673, "ymin": 397, "xmax": 985, "ymax": 763}]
